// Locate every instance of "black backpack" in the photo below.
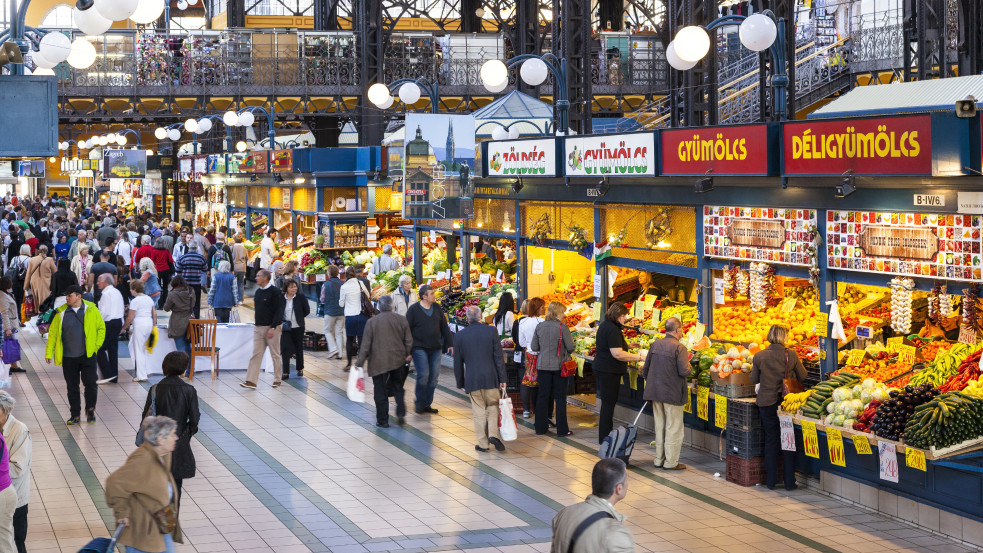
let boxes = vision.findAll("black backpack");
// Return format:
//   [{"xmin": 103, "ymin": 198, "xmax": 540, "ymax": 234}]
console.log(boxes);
[{"xmin": 4, "ymin": 257, "xmax": 25, "ymax": 283}]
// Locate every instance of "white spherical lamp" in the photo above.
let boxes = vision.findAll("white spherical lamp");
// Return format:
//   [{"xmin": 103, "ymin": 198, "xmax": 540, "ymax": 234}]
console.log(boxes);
[
  {"xmin": 665, "ymin": 41, "xmax": 698, "ymax": 71},
  {"xmin": 39, "ymin": 32, "xmax": 72, "ymax": 64},
  {"xmin": 673, "ymin": 25, "xmax": 711, "ymax": 63},
  {"xmin": 237, "ymin": 111, "xmax": 254, "ymax": 127},
  {"xmin": 379, "ymin": 95, "xmax": 395, "ymax": 109},
  {"xmin": 398, "ymin": 82, "xmax": 421, "ymax": 105},
  {"xmin": 94, "ymin": 0, "xmax": 139, "ymax": 21},
  {"xmin": 66, "ymin": 39, "xmax": 97, "ymax": 69},
  {"xmin": 130, "ymin": 0, "xmax": 165, "ymax": 25},
  {"xmin": 116, "ymin": 135, "xmax": 127, "ymax": 146},
  {"xmin": 197, "ymin": 118, "xmax": 212, "ymax": 132},
  {"xmin": 480, "ymin": 59, "xmax": 508, "ymax": 88},
  {"xmin": 154, "ymin": 127, "xmax": 167, "ymax": 140},
  {"xmin": 519, "ymin": 57, "xmax": 548, "ymax": 86},
  {"xmin": 176, "ymin": 0, "xmax": 187, "ymax": 9},
  {"xmin": 491, "ymin": 127, "xmax": 508, "ymax": 141},
  {"xmin": 739, "ymin": 13, "xmax": 778, "ymax": 52},
  {"xmin": 236, "ymin": 141, "xmax": 247, "ymax": 152},
  {"xmin": 367, "ymin": 82, "xmax": 391, "ymax": 107},
  {"xmin": 31, "ymin": 50, "xmax": 58, "ymax": 69},
  {"xmin": 508, "ymin": 127, "xmax": 521, "ymax": 140},
  {"xmin": 74, "ymin": 6, "xmax": 113, "ymax": 35},
  {"xmin": 33, "ymin": 67, "xmax": 56, "ymax": 76},
  {"xmin": 167, "ymin": 128, "xmax": 181, "ymax": 141},
  {"xmin": 184, "ymin": 118, "xmax": 198, "ymax": 133},
  {"xmin": 485, "ymin": 78, "xmax": 508, "ymax": 93},
  {"xmin": 223, "ymin": 111, "xmax": 239, "ymax": 126}
]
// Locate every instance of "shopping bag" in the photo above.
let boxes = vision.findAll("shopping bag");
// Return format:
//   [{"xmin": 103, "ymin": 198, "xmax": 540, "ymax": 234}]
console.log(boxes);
[
  {"xmin": 230, "ymin": 307, "xmax": 241, "ymax": 323},
  {"xmin": 0, "ymin": 358, "xmax": 9, "ymax": 389},
  {"xmin": 347, "ymin": 366, "xmax": 366, "ymax": 403},
  {"xmin": 18, "ymin": 303, "xmax": 26, "ymax": 324},
  {"xmin": 24, "ymin": 292, "xmax": 35, "ymax": 317},
  {"xmin": 146, "ymin": 327, "xmax": 158, "ymax": 353},
  {"xmin": 1, "ymin": 339, "xmax": 20, "ymax": 364},
  {"xmin": 521, "ymin": 353, "xmax": 539, "ymax": 386},
  {"xmin": 498, "ymin": 394, "xmax": 518, "ymax": 441}
]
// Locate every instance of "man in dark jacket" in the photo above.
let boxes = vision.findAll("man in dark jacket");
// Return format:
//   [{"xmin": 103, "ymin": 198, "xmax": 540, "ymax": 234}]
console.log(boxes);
[
  {"xmin": 242, "ymin": 269, "xmax": 285, "ymax": 389},
  {"xmin": 319, "ymin": 265, "xmax": 345, "ymax": 360},
  {"xmin": 454, "ymin": 306, "xmax": 507, "ymax": 452},
  {"xmin": 640, "ymin": 317, "xmax": 691, "ymax": 470},
  {"xmin": 405, "ymin": 284, "xmax": 453, "ymax": 415},
  {"xmin": 356, "ymin": 295, "xmax": 413, "ymax": 427}
]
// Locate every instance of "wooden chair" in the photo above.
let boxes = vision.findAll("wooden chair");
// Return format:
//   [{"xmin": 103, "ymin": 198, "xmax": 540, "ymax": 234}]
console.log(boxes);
[{"xmin": 188, "ymin": 319, "xmax": 219, "ymax": 380}]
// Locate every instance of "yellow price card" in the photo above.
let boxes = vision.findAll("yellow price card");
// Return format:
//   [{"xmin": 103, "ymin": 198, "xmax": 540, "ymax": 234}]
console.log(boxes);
[
  {"xmin": 644, "ymin": 295, "xmax": 656, "ymax": 310},
  {"xmin": 780, "ymin": 297, "xmax": 797, "ymax": 313},
  {"xmin": 897, "ymin": 345, "xmax": 916, "ymax": 366},
  {"xmin": 592, "ymin": 302, "xmax": 602, "ymax": 321},
  {"xmin": 885, "ymin": 337, "xmax": 903, "ymax": 352},
  {"xmin": 683, "ymin": 388, "xmax": 692, "ymax": 414},
  {"xmin": 846, "ymin": 349, "xmax": 867, "ymax": 366},
  {"xmin": 714, "ymin": 395, "xmax": 727, "ymax": 429},
  {"xmin": 802, "ymin": 420, "xmax": 820, "ymax": 459},
  {"xmin": 633, "ymin": 300, "xmax": 645, "ymax": 319},
  {"xmin": 826, "ymin": 428, "xmax": 846, "ymax": 467},
  {"xmin": 905, "ymin": 447, "xmax": 927, "ymax": 471},
  {"xmin": 697, "ymin": 386, "xmax": 709, "ymax": 421},
  {"xmin": 815, "ymin": 312, "xmax": 829, "ymax": 338},
  {"xmin": 651, "ymin": 308, "xmax": 662, "ymax": 328},
  {"xmin": 852, "ymin": 434, "xmax": 873, "ymax": 455}
]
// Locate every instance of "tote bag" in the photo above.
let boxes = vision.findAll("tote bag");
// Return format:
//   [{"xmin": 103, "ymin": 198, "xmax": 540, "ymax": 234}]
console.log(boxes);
[{"xmin": 498, "ymin": 393, "xmax": 518, "ymax": 441}]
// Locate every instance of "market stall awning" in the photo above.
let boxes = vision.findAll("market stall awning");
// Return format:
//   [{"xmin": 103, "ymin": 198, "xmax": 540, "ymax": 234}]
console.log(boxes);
[{"xmin": 809, "ymin": 75, "xmax": 983, "ymax": 119}]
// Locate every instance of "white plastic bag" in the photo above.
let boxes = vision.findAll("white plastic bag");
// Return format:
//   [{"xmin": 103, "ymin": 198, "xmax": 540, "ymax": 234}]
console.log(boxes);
[
  {"xmin": 498, "ymin": 395, "xmax": 518, "ymax": 441},
  {"xmin": 0, "ymin": 358, "xmax": 10, "ymax": 389},
  {"xmin": 347, "ymin": 366, "xmax": 366, "ymax": 403}
]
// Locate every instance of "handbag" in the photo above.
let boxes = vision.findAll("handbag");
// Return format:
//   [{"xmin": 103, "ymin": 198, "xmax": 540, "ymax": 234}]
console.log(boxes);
[
  {"xmin": 522, "ymin": 353, "xmax": 539, "ymax": 386},
  {"xmin": 558, "ymin": 339, "xmax": 577, "ymax": 378},
  {"xmin": 133, "ymin": 492, "xmax": 176, "ymax": 535},
  {"xmin": 1, "ymin": 339, "xmax": 20, "ymax": 364},
  {"xmin": 24, "ymin": 292, "xmax": 35, "ymax": 317},
  {"xmin": 135, "ymin": 385, "xmax": 157, "ymax": 446},
  {"xmin": 358, "ymin": 281, "xmax": 375, "ymax": 318},
  {"xmin": 347, "ymin": 366, "xmax": 367, "ymax": 402},
  {"xmin": 498, "ymin": 392, "xmax": 518, "ymax": 441},
  {"xmin": 146, "ymin": 327, "xmax": 159, "ymax": 352},
  {"xmin": 782, "ymin": 350, "xmax": 805, "ymax": 396}
]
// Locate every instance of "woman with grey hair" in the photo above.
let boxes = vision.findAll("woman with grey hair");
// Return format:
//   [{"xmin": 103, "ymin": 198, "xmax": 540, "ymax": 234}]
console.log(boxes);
[
  {"xmin": 0, "ymin": 391, "xmax": 32, "ymax": 553},
  {"xmin": 391, "ymin": 274, "xmax": 418, "ymax": 316},
  {"xmin": 70, "ymin": 243, "xmax": 91, "ymax": 291},
  {"xmin": 206, "ymin": 260, "xmax": 239, "ymax": 323},
  {"xmin": 8, "ymin": 245, "xmax": 30, "ymax": 318},
  {"xmin": 138, "ymin": 257, "xmax": 162, "ymax": 306},
  {"xmin": 106, "ymin": 415, "xmax": 183, "ymax": 553}
]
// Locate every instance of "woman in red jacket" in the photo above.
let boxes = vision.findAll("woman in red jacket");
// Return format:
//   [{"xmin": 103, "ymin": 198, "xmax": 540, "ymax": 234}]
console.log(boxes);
[{"xmin": 149, "ymin": 236, "xmax": 175, "ymax": 305}]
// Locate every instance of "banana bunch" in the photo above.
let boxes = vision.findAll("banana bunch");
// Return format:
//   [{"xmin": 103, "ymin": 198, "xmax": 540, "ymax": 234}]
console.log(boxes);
[{"xmin": 782, "ymin": 390, "xmax": 813, "ymax": 413}]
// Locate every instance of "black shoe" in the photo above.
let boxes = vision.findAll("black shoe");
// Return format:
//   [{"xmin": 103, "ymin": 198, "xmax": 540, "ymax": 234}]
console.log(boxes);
[
  {"xmin": 489, "ymin": 437, "xmax": 506, "ymax": 452},
  {"xmin": 67, "ymin": 416, "xmax": 80, "ymax": 425},
  {"xmin": 475, "ymin": 445, "xmax": 489, "ymax": 452},
  {"xmin": 296, "ymin": 370, "xmax": 304, "ymax": 377},
  {"xmin": 424, "ymin": 407, "xmax": 439, "ymax": 414},
  {"xmin": 86, "ymin": 409, "xmax": 96, "ymax": 424},
  {"xmin": 377, "ymin": 422, "xmax": 390, "ymax": 428},
  {"xmin": 548, "ymin": 419, "xmax": 557, "ymax": 428},
  {"xmin": 283, "ymin": 374, "xmax": 290, "ymax": 380},
  {"xmin": 9, "ymin": 367, "xmax": 24, "ymax": 373},
  {"xmin": 397, "ymin": 416, "xmax": 406, "ymax": 425},
  {"xmin": 785, "ymin": 484, "xmax": 799, "ymax": 491}
]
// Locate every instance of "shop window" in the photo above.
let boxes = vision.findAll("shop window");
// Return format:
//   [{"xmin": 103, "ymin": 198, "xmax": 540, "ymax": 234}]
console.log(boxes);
[
  {"xmin": 372, "ymin": 188, "xmax": 394, "ymax": 213},
  {"xmin": 247, "ymin": 186, "xmax": 268, "ymax": 207},
  {"xmin": 323, "ymin": 187, "xmax": 357, "ymax": 211},
  {"xmin": 521, "ymin": 202, "xmax": 596, "ymax": 243},
  {"xmin": 294, "ymin": 187, "xmax": 316, "ymax": 212},
  {"xmin": 601, "ymin": 205, "xmax": 696, "ymax": 254},
  {"xmin": 468, "ymin": 199, "xmax": 517, "ymax": 233},
  {"xmin": 227, "ymin": 186, "xmax": 246, "ymax": 206}
]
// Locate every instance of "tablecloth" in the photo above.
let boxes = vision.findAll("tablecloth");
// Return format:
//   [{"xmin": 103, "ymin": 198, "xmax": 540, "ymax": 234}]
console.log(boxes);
[{"xmin": 144, "ymin": 324, "xmax": 274, "ymax": 375}]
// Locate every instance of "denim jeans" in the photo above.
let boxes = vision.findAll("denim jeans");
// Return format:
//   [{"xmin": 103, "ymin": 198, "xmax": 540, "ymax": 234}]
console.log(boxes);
[
  {"xmin": 173, "ymin": 335, "xmax": 192, "ymax": 376},
  {"xmin": 126, "ymin": 533, "xmax": 174, "ymax": 553},
  {"xmin": 234, "ymin": 271, "xmax": 246, "ymax": 304},
  {"xmin": 412, "ymin": 348, "xmax": 442, "ymax": 411}
]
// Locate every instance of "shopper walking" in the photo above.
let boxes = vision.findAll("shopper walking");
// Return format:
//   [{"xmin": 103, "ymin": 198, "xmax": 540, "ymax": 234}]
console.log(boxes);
[
  {"xmin": 641, "ymin": 316, "xmax": 691, "ymax": 470},
  {"xmin": 47, "ymin": 257, "xmax": 78, "ymax": 308},
  {"xmin": 594, "ymin": 302, "xmax": 644, "ymax": 444},
  {"xmin": 339, "ymin": 266, "xmax": 370, "ymax": 368},
  {"xmin": 260, "ymin": 229, "xmax": 277, "ymax": 270},
  {"xmin": 750, "ymin": 324, "xmax": 807, "ymax": 490},
  {"xmin": 0, "ymin": 280, "xmax": 20, "ymax": 374},
  {"xmin": 137, "ymin": 257, "xmax": 162, "ymax": 307},
  {"xmin": 370, "ymin": 243, "xmax": 400, "ymax": 274},
  {"xmin": 492, "ymin": 291, "xmax": 516, "ymax": 339},
  {"xmin": 70, "ymin": 243, "xmax": 91, "ymax": 291},
  {"xmin": 175, "ymin": 245, "xmax": 207, "ymax": 319},
  {"xmin": 391, "ymin": 274, "xmax": 417, "ymax": 316},
  {"xmin": 454, "ymin": 305, "xmax": 507, "ymax": 452},
  {"xmin": 44, "ymin": 285, "xmax": 106, "ymax": 424},
  {"xmin": 280, "ymin": 280, "xmax": 309, "ymax": 379},
  {"xmin": 151, "ymin": 236, "xmax": 175, "ymax": 306},
  {"xmin": 0, "ymin": 427, "xmax": 17, "ymax": 553},
  {"xmin": 7, "ymin": 245, "xmax": 29, "ymax": 317},
  {"xmin": 24, "ymin": 244, "xmax": 55, "ymax": 311},
  {"xmin": 230, "ymin": 234, "xmax": 248, "ymax": 302},
  {"xmin": 162, "ymin": 276, "xmax": 194, "ymax": 374},
  {"xmin": 0, "ymin": 391, "xmax": 31, "ymax": 553},
  {"xmin": 516, "ymin": 297, "xmax": 545, "ymax": 419},
  {"xmin": 355, "ymin": 295, "xmax": 412, "ymax": 427},
  {"xmin": 123, "ymin": 280, "xmax": 158, "ymax": 383},
  {"xmin": 319, "ymin": 265, "xmax": 345, "ymax": 360},
  {"xmin": 141, "ymin": 352, "xmax": 200, "ymax": 505},
  {"xmin": 206, "ymin": 261, "xmax": 239, "ymax": 323},
  {"xmin": 531, "ymin": 301, "xmax": 574, "ymax": 436},
  {"xmin": 551, "ymin": 458, "xmax": 635, "ymax": 553},
  {"xmin": 53, "ymin": 234, "xmax": 69, "ymax": 260},
  {"xmin": 105, "ymin": 416, "xmax": 184, "ymax": 553},
  {"xmin": 241, "ymin": 269, "xmax": 284, "ymax": 390},
  {"xmin": 95, "ymin": 273, "xmax": 124, "ymax": 384},
  {"xmin": 405, "ymin": 284, "xmax": 453, "ymax": 414},
  {"xmin": 205, "ymin": 232, "xmax": 232, "ymax": 282}
]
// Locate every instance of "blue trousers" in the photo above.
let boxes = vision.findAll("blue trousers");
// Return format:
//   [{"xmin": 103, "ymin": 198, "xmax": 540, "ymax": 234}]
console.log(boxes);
[
  {"xmin": 126, "ymin": 533, "xmax": 174, "ymax": 553},
  {"xmin": 412, "ymin": 348, "xmax": 442, "ymax": 410}
]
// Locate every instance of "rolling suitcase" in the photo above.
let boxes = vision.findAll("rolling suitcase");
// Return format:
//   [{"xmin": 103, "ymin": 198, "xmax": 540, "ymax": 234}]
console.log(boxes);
[
  {"xmin": 599, "ymin": 402, "xmax": 647, "ymax": 464},
  {"xmin": 78, "ymin": 521, "xmax": 125, "ymax": 553}
]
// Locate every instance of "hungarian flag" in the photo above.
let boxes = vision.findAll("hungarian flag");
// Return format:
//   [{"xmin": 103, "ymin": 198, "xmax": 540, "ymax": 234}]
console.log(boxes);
[{"xmin": 594, "ymin": 240, "xmax": 612, "ymax": 261}]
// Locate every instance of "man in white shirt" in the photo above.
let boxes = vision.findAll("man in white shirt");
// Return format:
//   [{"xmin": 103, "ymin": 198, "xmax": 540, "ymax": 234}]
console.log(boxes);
[
  {"xmin": 95, "ymin": 274, "xmax": 124, "ymax": 384},
  {"xmin": 260, "ymin": 229, "xmax": 277, "ymax": 270},
  {"xmin": 0, "ymin": 391, "xmax": 32, "ymax": 553},
  {"xmin": 371, "ymin": 244, "xmax": 400, "ymax": 275}
]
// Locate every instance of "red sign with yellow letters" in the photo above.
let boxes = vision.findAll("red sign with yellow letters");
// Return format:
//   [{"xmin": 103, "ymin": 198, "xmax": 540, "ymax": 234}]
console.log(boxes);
[
  {"xmin": 662, "ymin": 125, "xmax": 772, "ymax": 175},
  {"xmin": 783, "ymin": 116, "xmax": 933, "ymax": 175}
]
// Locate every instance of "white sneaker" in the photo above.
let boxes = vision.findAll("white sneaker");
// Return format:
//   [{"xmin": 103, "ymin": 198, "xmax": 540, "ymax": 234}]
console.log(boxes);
[{"xmin": 96, "ymin": 376, "xmax": 118, "ymax": 384}]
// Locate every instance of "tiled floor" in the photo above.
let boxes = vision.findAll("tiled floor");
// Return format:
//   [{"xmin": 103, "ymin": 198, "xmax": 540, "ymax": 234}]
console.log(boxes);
[{"xmin": 13, "ymin": 299, "xmax": 981, "ymax": 552}]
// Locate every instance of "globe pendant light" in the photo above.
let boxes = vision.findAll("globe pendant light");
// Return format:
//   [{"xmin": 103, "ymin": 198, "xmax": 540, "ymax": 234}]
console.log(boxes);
[
  {"xmin": 31, "ymin": 49, "xmax": 58, "ymax": 69},
  {"xmin": 196, "ymin": 118, "xmax": 212, "ymax": 132},
  {"xmin": 154, "ymin": 127, "xmax": 167, "ymax": 140},
  {"xmin": 184, "ymin": 118, "xmax": 199, "ymax": 133},
  {"xmin": 673, "ymin": 26, "xmax": 711, "ymax": 63},
  {"xmin": 94, "ymin": 0, "xmax": 139, "ymax": 21},
  {"xmin": 519, "ymin": 58, "xmax": 548, "ymax": 86},
  {"xmin": 665, "ymin": 41, "xmax": 698, "ymax": 71},
  {"xmin": 379, "ymin": 95, "xmax": 394, "ymax": 109},
  {"xmin": 480, "ymin": 59, "xmax": 508, "ymax": 89},
  {"xmin": 398, "ymin": 82, "xmax": 421, "ymax": 105},
  {"xmin": 130, "ymin": 0, "xmax": 165, "ymax": 25},
  {"xmin": 739, "ymin": 13, "xmax": 778, "ymax": 52},
  {"xmin": 167, "ymin": 128, "xmax": 181, "ymax": 141},
  {"xmin": 367, "ymin": 82, "xmax": 391, "ymax": 107},
  {"xmin": 66, "ymin": 38, "xmax": 97, "ymax": 69},
  {"xmin": 484, "ymin": 79, "xmax": 508, "ymax": 93},
  {"xmin": 74, "ymin": 6, "xmax": 113, "ymax": 35},
  {"xmin": 39, "ymin": 32, "xmax": 72, "ymax": 64},
  {"xmin": 223, "ymin": 111, "xmax": 239, "ymax": 126},
  {"xmin": 491, "ymin": 126, "xmax": 508, "ymax": 141},
  {"xmin": 237, "ymin": 111, "xmax": 254, "ymax": 127}
]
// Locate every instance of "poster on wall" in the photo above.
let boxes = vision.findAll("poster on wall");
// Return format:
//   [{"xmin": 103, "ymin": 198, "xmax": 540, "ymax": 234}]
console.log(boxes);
[
  {"xmin": 563, "ymin": 132, "xmax": 658, "ymax": 177},
  {"xmin": 207, "ymin": 154, "xmax": 227, "ymax": 174},
  {"xmin": 482, "ymin": 138, "xmax": 559, "ymax": 178},
  {"xmin": 103, "ymin": 149, "xmax": 147, "ymax": 179},
  {"xmin": 402, "ymin": 113, "xmax": 475, "ymax": 220},
  {"xmin": 826, "ymin": 211, "xmax": 982, "ymax": 281},
  {"xmin": 703, "ymin": 206, "xmax": 818, "ymax": 267},
  {"xmin": 18, "ymin": 160, "xmax": 45, "ymax": 177},
  {"xmin": 227, "ymin": 153, "xmax": 248, "ymax": 173},
  {"xmin": 270, "ymin": 150, "xmax": 293, "ymax": 173}
]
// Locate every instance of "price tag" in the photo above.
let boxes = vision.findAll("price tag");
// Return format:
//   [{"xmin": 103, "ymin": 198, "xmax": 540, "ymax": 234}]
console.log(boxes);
[
  {"xmin": 478, "ymin": 273, "xmax": 490, "ymax": 287},
  {"xmin": 826, "ymin": 428, "xmax": 846, "ymax": 467},
  {"xmin": 878, "ymin": 442, "xmax": 899, "ymax": 482},
  {"xmin": 429, "ymin": 230, "xmax": 436, "ymax": 243},
  {"xmin": 496, "ymin": 269, "xmax": 504, "ymax": 280},
  {"xmin": 593, "ymin": 274, "xmax": 602, "ymax": 298},
  {"xmin": 651, "ymin": 308, "xmax": 662, "ymax": 328},
  {"xmin": 592, "ymin": 302, "xmax": 602, "ymax": 321},
  {"xmin": 644, "ymin": 296, "xmax": 656, "ymax": 310},
  {"xmin": 697, "ymin": 386, "xmax": 709, "ymax": 421},
  {"xmin": 445, "ymin": 269, "xmax": 452, "ymax": 280},
  {"xmin": 801, "ymin": 420, "xmax": 820, "ymax": 459},
  {"xmin": 815, "ymin": 312, "xmax": 829, "ymax": 338},
  {"xmin": 886, "ymin": 337, "xmax": 904, "ymax": 352},
  {"xmin": 905, "ymin": 446, "xmax": 927, "ymax": 471},
  {"xmin": 780, "ymin": 297, "xmax": 797, "ymax": 313},
  {"xmin": 714, "ymin": 278, "xmax": 726, "ymax": 305},
  {"xmin": 395, "ymin": 238, "xmax": 405, "ymax": 247},
  {"xmin": 958, "ymin": 324, "xmax": 978, "ymax": 345},
  {"xmin": 633, "ymin": 300, "xmax": 645, "ymax": 319},
  {"xmin": 315, "ymin": 273, "xmax": 327, "ymax": 282},
  {"xmin": 714, "ymin": 395, "xmax": 727, "ymax": 429},
  {"xmin": 683, "ymin": 389, "xmax": 692, "ymax": 414},
  {"xmin": 897, "ymin": 344, "xmax": 916, "ymax": 366},
  {"xmin": 846, "ymin": 349, "xmax": 867, "ymax": 366},
  {"xmin": 531, "ymin": 259, "xmax": 544, "ymax": 275},
  {"xmin": 779, "ymin": 415, "xmax": 796, "ymax": 451},
  {"xmin": 425, "ymin": 279, "xmax": 432, "ymax": 287},
  {"xmin": 852, "ymin": 434, "xmax": 873, "ymax": 455}
]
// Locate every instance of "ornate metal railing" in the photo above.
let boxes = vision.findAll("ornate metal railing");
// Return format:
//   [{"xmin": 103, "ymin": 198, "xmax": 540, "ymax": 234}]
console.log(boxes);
[{"xmin": 851, "ymin": 9, "xmax": 904, "ymax": 74}]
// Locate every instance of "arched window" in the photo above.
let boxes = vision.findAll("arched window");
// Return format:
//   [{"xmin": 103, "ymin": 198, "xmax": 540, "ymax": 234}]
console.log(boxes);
[{"xmin": 41, "ymin": 4, "xmax": 75, "ymax": 28}]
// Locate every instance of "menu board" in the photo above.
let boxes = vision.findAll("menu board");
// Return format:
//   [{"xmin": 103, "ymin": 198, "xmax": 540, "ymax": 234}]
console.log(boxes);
[
  {"xmin": 703, "ymin": 206, "xmax": 817, "ymax": 267},
  {"xmin": 826, "ymin": 211, "xmax": 983, "ymax": 281}
]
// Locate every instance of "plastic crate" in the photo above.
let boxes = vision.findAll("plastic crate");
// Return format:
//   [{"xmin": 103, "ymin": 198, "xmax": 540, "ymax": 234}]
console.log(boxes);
[
  {"xmin": 316, "ymin": 334, "xmax": 328, "ymax": 351},
  {"xmin": 302, "ymin": 332, "xmax": 318, "ymax": 351},
  {"xmin": 725, "ymin": 454, "xmax": 784, "ymax": 487},
  {"xmin": 506, "ymin": 391, "xmax": 524, "ymax": 413},
  {"xmin": 726, "ymin": 427, "xmax": 766, "ymax": 459},
  {"xmin": 713, "ymin": 382, "xmax": 757, "ymax": 398},
  {"xmin": 727, "ymin": 399, "xmax": 762, "ymax": 429},
  {"xmin": 575, "ymin": 376, "xmax": 597, "ymax": 395},
  {"xmin": 506, "ymin": 364, "xmax": 523, "ymax": 393}
]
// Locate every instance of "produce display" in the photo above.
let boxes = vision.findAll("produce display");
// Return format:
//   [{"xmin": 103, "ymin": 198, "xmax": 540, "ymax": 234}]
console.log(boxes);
[
  {"xmin": 781, "ymin": 390, "xmax": 814, "ymax": 412},
  {"xmin": 904, "ymin": 389, "xmax": 983, "ymax": 449},
  {"xmin": 708, "ymin": 345, "xmax": 755, "ymax": 378},
  {"xmin": 822, "ymin": 379, "xmax": 894, "ymax": 428},
  {"xmin": 711, "ymin": 303, "xmax": 818, "ymax": 344},
  {"xmin": 938, "ymin": 349, "xmax": 983, "ymax": 392},
  {"xmin": 910, "ymin": 343, "xmax": 983, "ymax": 387},
  {"xmin": 800, "ymin": 373, "xmax": 861, "ymax": 419},
  {"xmin": 889, "ymin": 277, "xmax": 915, "ymax": 334},
  {"xmin": 871, "ymin": 384, "xmax": 938, "ymax": 441}
]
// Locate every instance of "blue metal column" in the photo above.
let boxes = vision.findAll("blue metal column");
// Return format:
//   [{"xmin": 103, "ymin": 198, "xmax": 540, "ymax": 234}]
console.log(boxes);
[
  {"xmin": 818, "ymin": 209, "xmax": 836, "ymax": 380},
  {"xmin": 594, "ymin": 207, "xmax": 607, "ymax": 313},
  {"xmin": 460, "ymin": 226, "xmax": 471, "ymax": 290},
  {"xmin": 516, "ymin": 200, "xmax": 526, "ymax": 302},
  {"xmin": 413, "ymin": 224, "xmax": 423, "ymax": 288}
]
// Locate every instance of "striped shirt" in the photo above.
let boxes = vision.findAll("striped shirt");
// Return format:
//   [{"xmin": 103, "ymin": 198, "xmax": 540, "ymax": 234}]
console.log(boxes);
[{"xmin": 176, "ymin": 252, "xmax": 208, "ymax": 287}]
